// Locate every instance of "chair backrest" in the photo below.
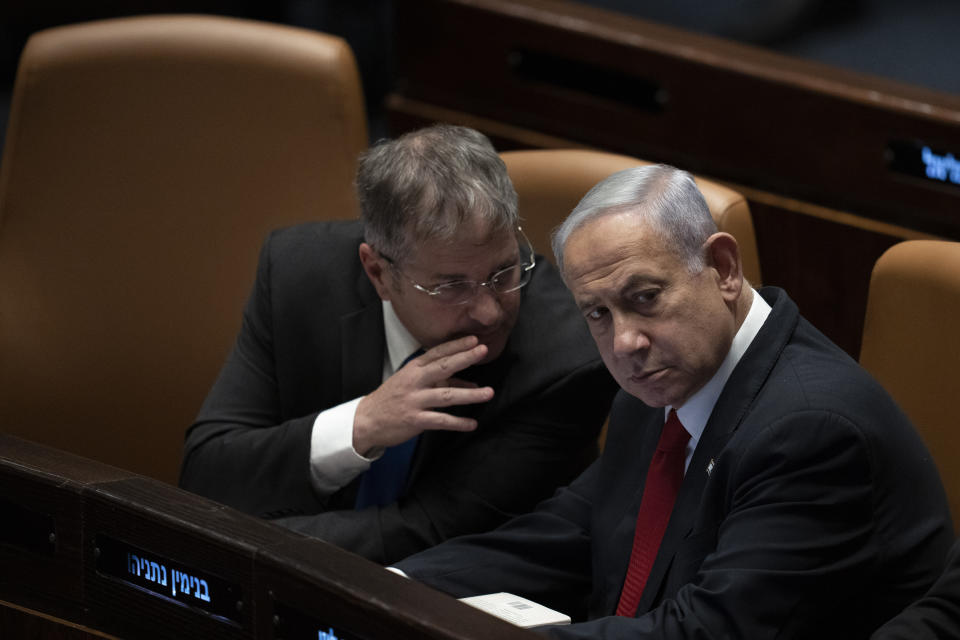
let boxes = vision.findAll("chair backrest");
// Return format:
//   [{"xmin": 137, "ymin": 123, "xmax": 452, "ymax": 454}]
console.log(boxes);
[
  {"xmin": 860, "ymin": 240, "xmax": 960, "ymax": 527},
  {"xmin": 0, "ymin": 15, "xmax": 368, "ymax": 484},
  {"xmin": 501, "ymin": 149, "xmax": 762, "ymax": 285}
]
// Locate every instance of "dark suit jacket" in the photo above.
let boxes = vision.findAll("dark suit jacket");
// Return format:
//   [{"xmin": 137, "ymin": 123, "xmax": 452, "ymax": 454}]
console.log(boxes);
[
  {"xmin": 179, "ymin": 220, "xmax": 617, "ymax": 564},
  {"xmin": 872, "ymin": 538, "xmax": 960, "ymax": 640},
  {"xmin": 396, "ymin": 287, "xmax": 954, "ymax": 639}
]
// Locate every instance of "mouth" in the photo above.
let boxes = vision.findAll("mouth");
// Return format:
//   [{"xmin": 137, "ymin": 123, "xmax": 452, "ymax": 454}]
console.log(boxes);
[
  {"xmin": 629, "ymin": 367, "xmax": 667, "ymax": 383},
  {"xmin": 467, "ymin": 323, "xmax": 507, "ymax": 339},
  {"xmin": 473, "ymin": 326, "xmax": 506, "ymax": 341},
  {"xmin": 450, "ymin": 326, "xmax": 501, "ymax": 341}
]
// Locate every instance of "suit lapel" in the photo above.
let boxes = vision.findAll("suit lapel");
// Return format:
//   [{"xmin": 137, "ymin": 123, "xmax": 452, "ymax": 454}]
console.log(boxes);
[{"xmin": 340, "ymin": 270, "xmax": 385, "ymax": 403}]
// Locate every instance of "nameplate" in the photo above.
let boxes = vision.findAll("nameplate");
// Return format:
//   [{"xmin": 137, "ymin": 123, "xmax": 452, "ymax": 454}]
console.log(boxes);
[{"xmin": 94, "ymin": 533, "xmax": 243, "ymax": 624}]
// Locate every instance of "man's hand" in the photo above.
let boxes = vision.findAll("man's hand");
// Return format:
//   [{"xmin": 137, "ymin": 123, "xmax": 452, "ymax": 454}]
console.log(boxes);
[{"xmin": 353, "ymin": 336, "xmax": 495, "ymax": 456}]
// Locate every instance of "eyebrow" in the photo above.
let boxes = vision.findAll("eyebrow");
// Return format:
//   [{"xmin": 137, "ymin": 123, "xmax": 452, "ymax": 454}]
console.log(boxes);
[
  {"xmin": 430, "ymin": 271, "xmax": 469, "ymax": 282},
  {"xmin": 618, "ymin": 273, "xmax": 665, "ymax": 294},
  {"xmin": 574, "ymin": 296, "xmax": 598, "ymax": 313},
  {"xmin": 574, "ymin": 272, "xmax": 666, "ymax": 310},
  {"xmin": 427, "ymin": 250, "xmax": 521, "ymax": 283}
]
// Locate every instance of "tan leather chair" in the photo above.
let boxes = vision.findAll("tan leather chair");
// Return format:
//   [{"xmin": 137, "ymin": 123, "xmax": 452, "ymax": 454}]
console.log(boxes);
[
  {"xmin": 501, "ymin": 149, "xmax": 762, "ymax": 285},
  {"xmin": 0, "ymin": 15, "xmax": 368, "ymax": 484},
  {"xmin": 860, "ymin": 240, "xmax": 960, "ymax": 527}
]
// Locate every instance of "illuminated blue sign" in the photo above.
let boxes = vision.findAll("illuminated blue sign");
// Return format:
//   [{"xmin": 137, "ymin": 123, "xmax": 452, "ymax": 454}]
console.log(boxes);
[
  {"xmin": 126, "ymin": 552, "xmax": 211, "ymax": 602},
  {"xmin": 888, "ymin": 140, "xmax": 960, "ymax": 191},
  {"xmin": 95, "ymin": 534, "xmax": 243, "ymax": 624},
  {"xmin": 921, "ymin": 147, "xmax": 960, "ymax": 185}
]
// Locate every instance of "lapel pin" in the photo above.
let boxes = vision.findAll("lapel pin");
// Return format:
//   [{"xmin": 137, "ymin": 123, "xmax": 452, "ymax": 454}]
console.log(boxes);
[{"xmin": 706, "ymin": 458, "xmax": 715, "ymax": 476}]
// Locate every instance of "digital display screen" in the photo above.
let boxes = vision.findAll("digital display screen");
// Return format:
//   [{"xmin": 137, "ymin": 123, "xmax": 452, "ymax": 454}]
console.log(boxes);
[
  {"xmin": 273, "ymin": 601, "xmax": 370, "ymax": 640},
  {"xmin": 0, "ymin": 498, "xmax": 55, "ymax": 555},
  {"xmin": 887, "ymin": 139, "xmax": 960, "ymax": 190},
  {"xmin": 95, "ymin": 533, "xmax": 243, "ymax": 624}
]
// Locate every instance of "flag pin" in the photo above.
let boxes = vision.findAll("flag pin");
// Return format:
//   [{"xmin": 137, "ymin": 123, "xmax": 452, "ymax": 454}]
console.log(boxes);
[{"xmin": 706, "ymin": 458, "xmax": 715, "ymax": 476}]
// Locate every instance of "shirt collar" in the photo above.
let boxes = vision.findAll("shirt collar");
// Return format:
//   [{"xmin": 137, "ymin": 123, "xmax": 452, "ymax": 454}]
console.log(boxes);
[
  {"xmin": 382, "ymin": 300, "xmax": 421, "ymax": 378},
  {"xmin": 671, "ymin": 289, "xmax": 772, "ymax": 453}
]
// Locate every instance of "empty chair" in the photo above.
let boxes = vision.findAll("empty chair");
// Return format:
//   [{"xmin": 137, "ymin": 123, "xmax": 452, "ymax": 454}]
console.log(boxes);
[
  {"xmin": 860, "ymin": 240, "xmax": 960, "ymax": 527},
  {"xmin": 0, "ymin": 15, "xmax": 368, "ymax": 483},
  {"xmin": 501, "ymin": 148, "xmax": 762, "ymax": 285}
]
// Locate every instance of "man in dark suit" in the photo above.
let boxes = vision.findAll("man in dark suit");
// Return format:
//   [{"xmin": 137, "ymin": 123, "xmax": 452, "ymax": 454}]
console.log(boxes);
[
  {"xmin": 178, "ymin": 124, "xmax": 617, "ymax": 565},
  {"xmin": 394, "ymin": 164, "xmax": 954, "ymax": 638},
  {"xmin": 872, "ymin": 538, "xmax": 960, "ymax": 639}
]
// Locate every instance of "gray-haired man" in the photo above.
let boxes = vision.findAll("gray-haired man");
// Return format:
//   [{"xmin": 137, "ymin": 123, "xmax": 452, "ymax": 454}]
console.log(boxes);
[{"xmin": 395, "ymin": 164, "xmax": 953, "ymax": 638}]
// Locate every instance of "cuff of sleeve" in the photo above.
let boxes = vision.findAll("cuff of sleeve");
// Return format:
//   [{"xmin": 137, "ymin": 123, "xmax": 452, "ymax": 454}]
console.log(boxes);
[{"xmin": 309, "ymin": 397, "xmax": 381, "ymax": 495}]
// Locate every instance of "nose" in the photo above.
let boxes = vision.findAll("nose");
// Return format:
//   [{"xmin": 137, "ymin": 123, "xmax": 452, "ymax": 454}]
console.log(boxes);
[
  {"xmin": 612, "ymin": 314, "xmax": 650, "ymax": 358},
  {"xmin": 466, "ymin": 285, "xmax": 505, "ymax": 328}
]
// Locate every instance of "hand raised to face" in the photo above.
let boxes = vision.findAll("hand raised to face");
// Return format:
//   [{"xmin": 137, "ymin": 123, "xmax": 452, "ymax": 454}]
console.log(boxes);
[{"xmin": 352, "ymin": 335, "xmax": 495, "ymax": 456}]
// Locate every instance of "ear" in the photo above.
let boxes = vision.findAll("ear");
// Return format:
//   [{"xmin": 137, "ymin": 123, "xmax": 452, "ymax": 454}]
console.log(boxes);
[
  {"xmin": 358, "ymin": 243, "xmax": 394, "ymax": 301},
  {"xmin": 704, "ymin": 232, "xmax": 743, "ymax": 302}
]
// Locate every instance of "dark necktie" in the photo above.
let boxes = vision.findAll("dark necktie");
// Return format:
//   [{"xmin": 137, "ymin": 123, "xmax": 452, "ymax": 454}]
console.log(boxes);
[
  {"xmin": 615, "ymin": 409, "xmax": 691, "ymax": 616},
  {"xmin": 354, "ymin": 348, "xmax": 423, "ymax": 509}
]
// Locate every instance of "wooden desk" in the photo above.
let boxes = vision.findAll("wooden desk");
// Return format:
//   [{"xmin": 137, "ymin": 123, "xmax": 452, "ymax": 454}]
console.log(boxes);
[{"xmin": 0, "ymin": 434, "xmax": 536, "ymax": 640}]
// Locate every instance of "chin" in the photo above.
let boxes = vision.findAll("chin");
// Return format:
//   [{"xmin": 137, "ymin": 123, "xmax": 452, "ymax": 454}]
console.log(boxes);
[{"xmin": 621, "ymin": 383, "xmax": 670, "ymax": 408}]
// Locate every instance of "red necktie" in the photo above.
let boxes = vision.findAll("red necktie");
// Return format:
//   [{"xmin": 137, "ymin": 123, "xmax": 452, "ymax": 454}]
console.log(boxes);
[{"xmin": 615, "ymin": 409, "xmax": 691, "ymax": 617}]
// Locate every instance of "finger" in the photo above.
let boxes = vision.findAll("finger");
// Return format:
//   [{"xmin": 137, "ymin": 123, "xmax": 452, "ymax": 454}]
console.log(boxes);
[
  {"xmin": 413, "ymin": 411, "xmax": 480, "ymax": 433},
  {"xmin": 445, "ymin": 377, "xmax": 479, "ymax": 389},
  {"xmin": 418, "ymin": 335, "xmax": 480, "ymax": 363},
  {"xmin": 424, "ymin": 344, "xmax": 488, "ymax": 380},
  {"xmin": 392, "ymin": 347, "xmax": 485, "ymax": 389},
  {"xmin": 414, "ymin": 385, "xmax": 494, "ymax": 409}
]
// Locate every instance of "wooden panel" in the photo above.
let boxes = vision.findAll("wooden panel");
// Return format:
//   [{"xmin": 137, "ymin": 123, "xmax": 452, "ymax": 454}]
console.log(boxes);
[
  {"xmin": 749, "ymin": 201, "xmax": 903, "ymax": 357},
  {"xmin": 0, "ymin": 437, "xmax": 134, "ymax": 624},
  {"xmin": 389, "ymin": 0, "xmax": 960, "ymax": 356},
  {"xmin": 392, "ymin": 0, "xmax": 960, "ymax": 237}
]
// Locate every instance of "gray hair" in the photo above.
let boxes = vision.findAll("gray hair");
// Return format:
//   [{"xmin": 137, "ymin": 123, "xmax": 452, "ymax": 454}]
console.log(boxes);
[
  {"xmin": 356, "ymin": 124, "xmax": 518, "ymax": 263},
  {"xmin": 551, "ymin": 164, "xmax": 717, "ymax": 273}
]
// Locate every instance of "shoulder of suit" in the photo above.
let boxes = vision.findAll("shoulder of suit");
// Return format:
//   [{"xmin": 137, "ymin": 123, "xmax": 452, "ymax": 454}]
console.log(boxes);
[
  {"xmin": 268, "ymin": 219, "xmax": 362, "ymax": 244},
  {"xmin": 263, "ymin": 220, "xmax": 361, "ymax": 258},
  {"xmin": 258, "ymin": 220, "xmax": 365, "ymax": 287}
]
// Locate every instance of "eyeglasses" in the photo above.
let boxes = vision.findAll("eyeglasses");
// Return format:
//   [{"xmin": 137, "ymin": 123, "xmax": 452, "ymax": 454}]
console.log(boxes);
[{"xmin": 382, "ymin": 228, "xmax": 536, "ymax": 305}]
